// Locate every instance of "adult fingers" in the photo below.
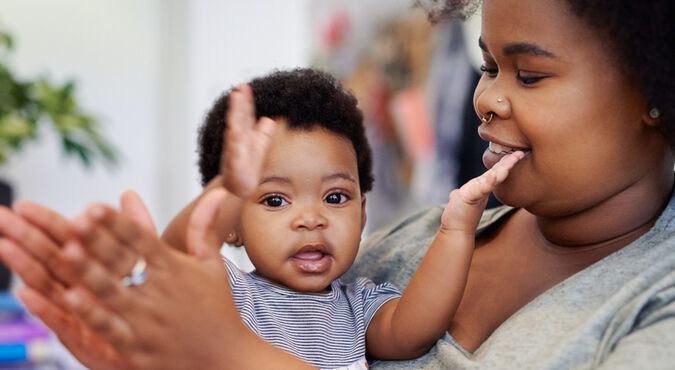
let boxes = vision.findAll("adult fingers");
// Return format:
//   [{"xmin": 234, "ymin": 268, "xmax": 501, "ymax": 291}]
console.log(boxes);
[
  {"xmin": 0, "ymin": 206, "xmax": 73, "ymax": 284},
  {"xmin": 73, "ymin": 214, "xmax": 137, "ymax": 278},
  {"xmin": 120, "ymin": 190, "xmax": 157, "ymax": 234},
  {"xmin": 85, "ymin": 204, "xmax": 163, "ymax": 262},
  {"xmin": 61, "ymin": 240, "xmax": 134, "ymax": 312},
  {"xmin": 0, "ymin": 238, "xmax": 68, "ymax": 306},
  {"xmin": 13, "ymin": 201, "xmax": 75, "ymax": 244},
  {"xmin": 63, "ymin": 286, "xmax": 135, "ymax": 351},
  {"xmin": 16, "ymin": 288, "xmax": 128, "ymax": 370}
]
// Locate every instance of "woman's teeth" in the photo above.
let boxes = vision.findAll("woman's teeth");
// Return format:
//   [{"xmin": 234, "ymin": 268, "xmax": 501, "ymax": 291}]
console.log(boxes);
[{"xmin": 489, "ymin": 142, "xmax": 516, "ymax": 154}]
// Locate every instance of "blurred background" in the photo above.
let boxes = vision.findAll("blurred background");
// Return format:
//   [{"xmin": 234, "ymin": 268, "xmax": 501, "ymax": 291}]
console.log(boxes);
[{"xmin": 0, "ymin": 1, "xmax": 485, "ymax": 367}]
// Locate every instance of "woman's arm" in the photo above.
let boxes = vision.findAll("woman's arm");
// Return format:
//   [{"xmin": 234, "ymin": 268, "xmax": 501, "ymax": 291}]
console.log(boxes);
[{"xmin": 366, "ymin": 152, "xmax": 524, "ymax": 359}]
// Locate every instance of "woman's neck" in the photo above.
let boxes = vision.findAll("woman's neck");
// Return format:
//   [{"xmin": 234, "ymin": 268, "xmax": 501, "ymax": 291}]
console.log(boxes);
[{"xmin": 534, "ymin": 164, "xmax": 674, "ymax": 251}]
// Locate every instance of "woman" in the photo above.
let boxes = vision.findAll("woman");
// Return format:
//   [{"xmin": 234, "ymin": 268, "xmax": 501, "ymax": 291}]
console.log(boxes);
[{"xmin": 1, "ymin": 0, "xmax": 674, "ymax": 368}]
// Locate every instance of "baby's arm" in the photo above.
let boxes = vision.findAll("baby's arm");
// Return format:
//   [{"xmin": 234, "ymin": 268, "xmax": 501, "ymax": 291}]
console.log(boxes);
[
  {"xmin": 366, "ymin": 151, "xmax": 525, "ymax": 359},
  {"xmin": 161, "ymin": 84, "xmax": 276, "ymax": 253}
]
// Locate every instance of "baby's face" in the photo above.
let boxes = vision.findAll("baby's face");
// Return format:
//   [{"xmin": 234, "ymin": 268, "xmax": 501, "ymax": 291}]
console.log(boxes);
[{"xmin": 238, "ymin": 123, "xmax": 366, "ymax": 293}]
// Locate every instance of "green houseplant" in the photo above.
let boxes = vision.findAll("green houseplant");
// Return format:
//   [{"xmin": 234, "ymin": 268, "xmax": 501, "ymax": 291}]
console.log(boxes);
[
  {"xmin": 0, "ymin": 30, "xmax": 117, "ymax": 167},
  {"xmin": 0, "ymin": 28, "xmax": 118, "ymax": 289}
]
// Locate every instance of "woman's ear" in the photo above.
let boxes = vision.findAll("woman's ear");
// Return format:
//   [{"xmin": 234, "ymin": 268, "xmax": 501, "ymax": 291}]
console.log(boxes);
[{"xmin": 225, "ymin": 231, "xmax": 244, "ymax": 248}]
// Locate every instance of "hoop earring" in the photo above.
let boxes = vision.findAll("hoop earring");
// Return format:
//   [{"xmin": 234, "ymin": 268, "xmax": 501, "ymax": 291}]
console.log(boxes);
[{"xmin": 479, "ymin": 113, "xmax": 494, "ymax": 124}]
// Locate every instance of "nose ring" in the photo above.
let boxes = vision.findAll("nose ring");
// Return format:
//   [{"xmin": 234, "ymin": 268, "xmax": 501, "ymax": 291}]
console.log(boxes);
[{"xmin": 479, "ymin": 113, "xmax": 494, "ymax": 124}]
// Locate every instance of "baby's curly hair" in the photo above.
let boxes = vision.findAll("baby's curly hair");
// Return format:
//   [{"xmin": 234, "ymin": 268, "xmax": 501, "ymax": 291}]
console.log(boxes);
[
  {"xmin": 416, "ymin": 0, "xmax": 675, "ymax": 147},
  {"xmin": 197, "ymin": 68, "xmax": 373, "ymax": 193}
]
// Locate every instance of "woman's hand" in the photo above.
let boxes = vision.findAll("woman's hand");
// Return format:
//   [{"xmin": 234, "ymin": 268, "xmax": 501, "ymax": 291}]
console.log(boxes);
[
  {"xmin": 0, "ymin": 202, "xmax": 127, "ymax": 370},
  {"xmin": 65, "ymin": 189, "xmax": 311, "ymax": 369}
]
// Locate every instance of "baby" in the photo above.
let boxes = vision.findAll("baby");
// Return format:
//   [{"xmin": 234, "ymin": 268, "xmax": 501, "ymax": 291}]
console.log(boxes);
[{"xmin": 157, "ymin": 68, "xmax": 521, "ymax": 369}]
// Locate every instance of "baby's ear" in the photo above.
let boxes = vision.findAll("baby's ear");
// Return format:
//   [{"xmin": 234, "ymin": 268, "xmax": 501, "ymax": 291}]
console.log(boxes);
[
  {"xmin": 360, "ymin": 197, "xmax": 367, "ymax": 232},
  {"xmin": 225, "ymin": 231, "xmax": 244, "ymax": 248}
]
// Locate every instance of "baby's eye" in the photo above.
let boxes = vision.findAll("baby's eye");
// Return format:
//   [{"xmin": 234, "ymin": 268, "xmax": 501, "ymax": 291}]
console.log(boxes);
[
  {"xmin": 263, "ymin": 195, "xmax": 288, "ymax": 208},
  {"xmin": 325, "ymin": 192, "xmax": 349, "ymax": 204}
]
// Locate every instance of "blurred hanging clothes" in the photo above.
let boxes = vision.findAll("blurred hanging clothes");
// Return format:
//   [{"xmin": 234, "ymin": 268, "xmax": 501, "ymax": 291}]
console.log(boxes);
[{"xmin": 414, "ymin": 19, "xmax": 500, "ymax": 208}]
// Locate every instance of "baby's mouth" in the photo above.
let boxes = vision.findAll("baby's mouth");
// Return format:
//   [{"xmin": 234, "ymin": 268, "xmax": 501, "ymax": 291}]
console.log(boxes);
[{"xmin": 291, "ymin": 244, "xmax": 332, "ymax": 273}]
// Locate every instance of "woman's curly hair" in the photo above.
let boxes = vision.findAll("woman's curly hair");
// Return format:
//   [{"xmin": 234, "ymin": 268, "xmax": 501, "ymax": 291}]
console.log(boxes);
[
  {"xmin": 197, "ymin": 68, "xmax": 373, "ymax": 193},
  {"xmin": 416, "ymin": 0, "xmax": 675, "ymax": 147}
]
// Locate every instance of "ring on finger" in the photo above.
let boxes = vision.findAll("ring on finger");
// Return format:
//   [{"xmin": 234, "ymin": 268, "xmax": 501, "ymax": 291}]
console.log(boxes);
[{"xmin": 120, "ymin": 256, "xmax": 147, "ymax": 287}]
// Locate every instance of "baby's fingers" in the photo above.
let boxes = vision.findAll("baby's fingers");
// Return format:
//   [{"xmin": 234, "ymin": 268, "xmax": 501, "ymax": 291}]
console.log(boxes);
[
  {"xmin": 227, "ymin": 84, "xmax": 256, "ymax": 136},
  {"xmin": 459, "ymin": 151, "xmax": 524, "ymax": 203},
  {"xmin": 490, "ymin": 151, "xmax": 525, "ymax": 184}
]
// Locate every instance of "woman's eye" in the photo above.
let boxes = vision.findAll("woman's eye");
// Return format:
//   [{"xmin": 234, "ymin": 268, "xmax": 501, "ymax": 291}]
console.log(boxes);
[
  {"xmin": 517, "ymin": 71, "xmax": 546, "ymax": 85},
  {"xmin": 325, "ymin": 192, "xmax": 348, "ymax": 204},
  {"xmin": 263, "ymin": 195, "xmax": 288, "ymax": 207},
  {"xmin": 479, "ymin": 64, "xmax": 498, "ymax": 77}
]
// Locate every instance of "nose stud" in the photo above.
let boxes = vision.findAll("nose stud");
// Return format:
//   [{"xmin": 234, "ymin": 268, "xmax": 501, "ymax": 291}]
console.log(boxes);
[
  {"xmin": 497, "ymin": 97, "xmax": 504, "ymax": 103},
  {"xmin": 479, "ymin": 113, "xmax": 494, "ymax": 124}
]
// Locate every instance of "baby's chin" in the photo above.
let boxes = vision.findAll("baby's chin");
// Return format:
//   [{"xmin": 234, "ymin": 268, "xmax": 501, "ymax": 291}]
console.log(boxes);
[{"xmin": 286, "ymin": 274, "xmax": 339, "ymax": 293}]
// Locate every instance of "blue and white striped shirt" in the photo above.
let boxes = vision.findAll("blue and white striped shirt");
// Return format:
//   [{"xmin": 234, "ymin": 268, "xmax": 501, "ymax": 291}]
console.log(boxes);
[{"xmin": 224, "ymin": 258, "xmax": 401, "ymax": 369}]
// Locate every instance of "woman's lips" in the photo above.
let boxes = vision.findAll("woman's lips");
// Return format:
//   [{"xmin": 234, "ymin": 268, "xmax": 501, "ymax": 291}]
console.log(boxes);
[{"xmin": 483, "ymin": 142, "xmax": 530, "ymax": 169}]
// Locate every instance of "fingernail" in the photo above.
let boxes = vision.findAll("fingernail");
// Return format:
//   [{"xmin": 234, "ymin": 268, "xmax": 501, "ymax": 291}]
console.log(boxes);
[
  {"xmin": 73, "ymin": 216, "xmax": 90, "ymax": 233},
  {"xmin": 89, "ymin": 205, "xmax": 105, "ymax": 220}
]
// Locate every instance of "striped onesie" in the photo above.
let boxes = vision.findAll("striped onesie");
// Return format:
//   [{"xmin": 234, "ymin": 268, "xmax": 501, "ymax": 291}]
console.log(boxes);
[{"xmin": 223, "ymin": 259, "xmax": 401, "ymax": 370}]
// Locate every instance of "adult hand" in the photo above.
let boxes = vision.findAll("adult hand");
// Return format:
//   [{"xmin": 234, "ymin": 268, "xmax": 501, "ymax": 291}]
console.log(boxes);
[
  {"xmin": 0, "ymin": 202, "xmax": 127, "ymax": 370},
  {"xmin": 61, "ymin": 189, "xmax": 311, "ymax": 369}
]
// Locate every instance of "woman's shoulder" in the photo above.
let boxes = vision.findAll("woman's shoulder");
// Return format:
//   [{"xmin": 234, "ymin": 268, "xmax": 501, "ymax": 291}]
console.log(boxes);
[{"xmin": 345, "ymin": 205, "xmax": 514, "ymax": 290}]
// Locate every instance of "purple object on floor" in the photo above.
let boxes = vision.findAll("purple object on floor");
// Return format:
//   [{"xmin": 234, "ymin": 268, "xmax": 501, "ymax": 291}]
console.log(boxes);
[{"xmin": 0, "ymin": 320, "xmax": 51, "ymax": 343}]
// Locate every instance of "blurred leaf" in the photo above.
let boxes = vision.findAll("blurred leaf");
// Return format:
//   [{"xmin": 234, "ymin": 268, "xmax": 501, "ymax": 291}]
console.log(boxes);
[{"xmin": 0, "ymin": 26, "xmax": 118, "ymax": 170}]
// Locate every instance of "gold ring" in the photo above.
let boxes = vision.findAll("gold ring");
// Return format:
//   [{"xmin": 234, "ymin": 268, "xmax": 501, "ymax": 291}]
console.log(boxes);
[{"xmin": 479, "ymin": 113, "xmax": 494, "ymax": 124}]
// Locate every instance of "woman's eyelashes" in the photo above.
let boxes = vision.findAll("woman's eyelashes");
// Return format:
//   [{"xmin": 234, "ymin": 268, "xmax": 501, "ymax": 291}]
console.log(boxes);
[
  {"xmin": 480, "ymin": 64, "xmax": 498, "ymax": 78},
  {"xmin": 480, "ymin": 64, "xmax": 547, "ymax": 85},
  {"xmin": 516, "ymin": 70, "xmax": 547, "ymax": 85}
]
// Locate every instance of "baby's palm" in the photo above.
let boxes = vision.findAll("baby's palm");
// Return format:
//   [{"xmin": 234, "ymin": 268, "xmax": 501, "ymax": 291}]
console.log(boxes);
[{"xmin": 221, "ymin": 85, "xmax": 277, "ymax": 198}]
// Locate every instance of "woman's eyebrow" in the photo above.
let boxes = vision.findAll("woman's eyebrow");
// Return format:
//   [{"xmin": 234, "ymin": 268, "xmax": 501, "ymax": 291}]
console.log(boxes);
[
  {"xmin": 503, "ymin": 42, "xmax": 557, "ymax": 58},
  {"xmin": 478, "ymin": 37, "xmax": 557, "ymax": 59}
]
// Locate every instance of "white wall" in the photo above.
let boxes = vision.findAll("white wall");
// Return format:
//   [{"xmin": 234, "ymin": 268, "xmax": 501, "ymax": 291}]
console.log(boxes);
[
  {"xmin": 0, "ymin": 0, "xmax": 310, "ymax": 229},
  {"xmin": 1, "ymin": 0, "xmax": 162, "ymax": 221}
]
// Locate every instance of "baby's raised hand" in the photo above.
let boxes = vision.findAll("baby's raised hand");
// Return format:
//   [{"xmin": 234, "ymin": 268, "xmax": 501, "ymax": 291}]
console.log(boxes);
[
  {"xmin": 441, "ymin": 151, "xmax": 525, "ymax": 234},
  {"xmin": 222, "ymin": 84, "xmax": 277, "ymax": 199}
]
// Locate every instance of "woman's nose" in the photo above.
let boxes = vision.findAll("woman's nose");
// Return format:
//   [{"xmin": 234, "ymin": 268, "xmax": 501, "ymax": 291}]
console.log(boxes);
[{"xmin": 473, "ymin": 77, "xmax": 510, "ymax": 123}]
